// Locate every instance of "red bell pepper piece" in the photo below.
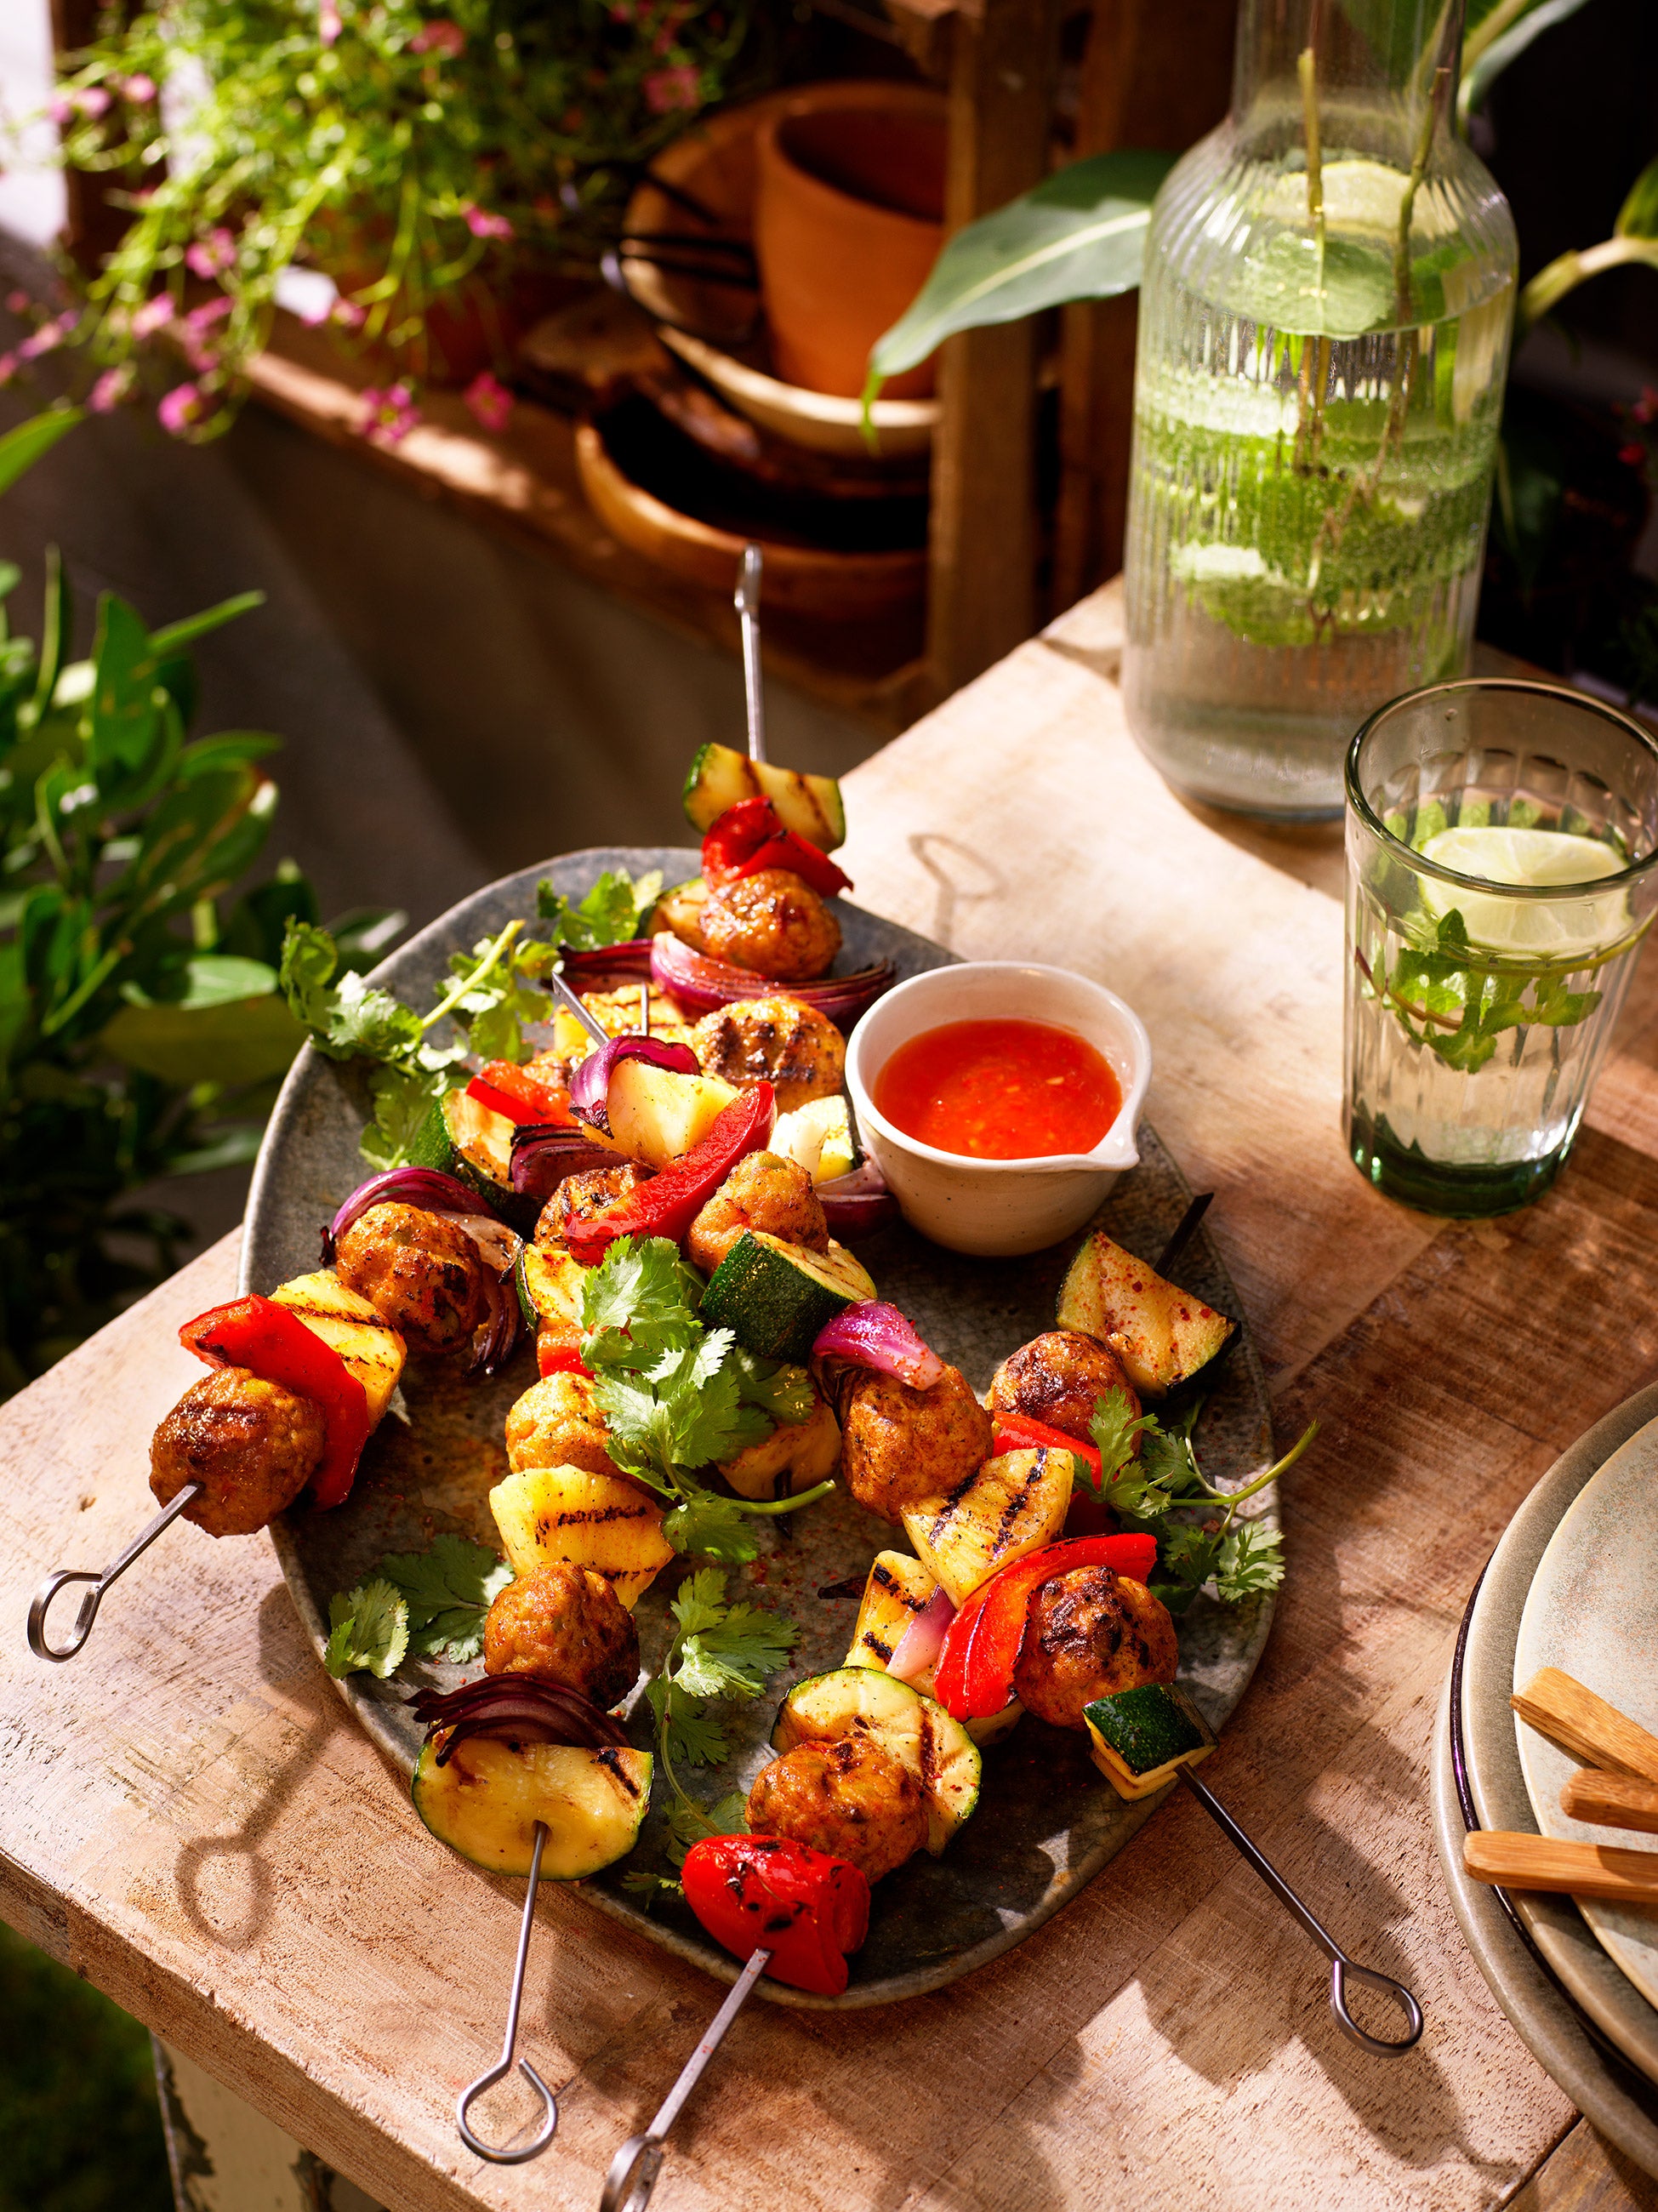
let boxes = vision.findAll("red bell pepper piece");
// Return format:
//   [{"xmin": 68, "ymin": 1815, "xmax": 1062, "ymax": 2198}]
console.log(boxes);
[
  {"xmin": 179, "ymin": 1294, "xmax": 372, "ymax": 1512},
  {"xmin": 536, "ymin": 1320, "xmax": 590, "ymax": 1377},
  {"xmin": 992, "ymin": 1410, "xmax": 1102, "ymax": 1481},
  {"xmin": 932, "ymin": 1533, "xmax": 1162, "ymax": 1722},
  {"xmin": 565, "ymin": 1083, "xmax": 776, "ymax": 1263},
  {"xmin": 681, "ymin": 1833, "xmax": 869, "ymax": 1996},
  {"xmin": 466, "ymin": 1061, "xmax": 573, "ymax": 1126},
  {"xmin": 702, "ymin": 797, "xmax": 851, "ymax": 898}
]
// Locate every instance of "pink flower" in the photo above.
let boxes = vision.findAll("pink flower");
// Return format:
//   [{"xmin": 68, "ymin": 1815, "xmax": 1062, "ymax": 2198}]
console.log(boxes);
[
  {"xmin": 185, "ymin": 296, "xmax": 232, "ymax": 332},
  {"xmin": 121, "ymin": 73, "xmax": 157, "ymax": 103},
  {"xmin": 361, "ymin": 381, "xmax": 420, "ymax": 446},
  {"xmin": 319, "ymin": 0, "xmax": 341, "ymax": 44},
  {"xmin": 0, "ymin": 354, "xmax": 17, "ymax": 387},
  {"xmin": 158, "ymin": 381, "xmax": 206, "ymax": 436},
  {"xmin": 462, "ymin": 202, "xmax": 514, "ymax": 241},
  {"xmin": 185, "ymin": 227, "xmax": 236, "ymax": 280},
  {"xmin": 410, "ymin": 19, "xmax": 465, "ymax": 57},
  {"xmin": 1619, "ymin": 442, "xmax": 1648, "ymax": 467},
  {"xmin": 331, "ymin": 297, "xmax": 367, "ymax": 328},
  {"xmin": 18, "ymin": 315, "xmax": 75, "ymax": 361},
  {"xmin": 464, "ymin": 370, "xmax": 514, "ymax": 433},
  {"xmin": 643, "ymin": 66, "xmax": 700, "ymax": 115},
  {"xmin": 89, "ymin": 367, "xmax": 133, "ymax": 413},
  {"xmin": 131, "ymin": 294, "xmax": 174, "ymax": 338},
  {"xmin": 49, "ymin": 85, "xmax": 111, "ymax": 124}
]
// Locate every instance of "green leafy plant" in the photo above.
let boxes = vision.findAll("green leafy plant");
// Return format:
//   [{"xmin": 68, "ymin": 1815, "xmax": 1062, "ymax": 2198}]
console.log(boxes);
[
  {"xmin": 0, "ymin": 407, "xmax": 345, "ymax": 1395},
  {"xmin": 39, "ymin": 0, "xmax": 763, "ymax": 435},
  {"xmin": 1087, "ymin": 1387, "xmax": 1316, "ymax": 1615}
]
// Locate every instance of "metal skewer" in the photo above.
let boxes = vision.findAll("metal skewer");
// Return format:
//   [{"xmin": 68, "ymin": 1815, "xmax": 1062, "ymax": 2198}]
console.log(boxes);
[
  {"xmin": 1177, "ymin": 1766, "xmax": 1423, "ymax": 2055},
  {"xmin": 457, "ymin": 1821, "xmax": 560, "ymax": 2164},
  {"xmin": 550, "ymin": 971, "xmax": 612, "ymax": 1049},
  {"xmin": 600, "ymin": 1947, "xmax": 771, "ymax": 2212},
  {"xmin": 28, "ymin": 1481, "xmax": 202, "ymax": 1662},
  {"xmin": 735, "ymin": 542, "xmax": 766, "ymax": 765}
]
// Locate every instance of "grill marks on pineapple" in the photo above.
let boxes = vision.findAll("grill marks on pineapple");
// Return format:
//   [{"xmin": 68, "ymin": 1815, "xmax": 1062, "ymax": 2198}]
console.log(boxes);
[
  {"xmin": 535, "ymin": 1498, "xmax": 658, "ymax": 1538},
  {"xmin": 991, "ymin": 1448, "xmax": 1051, "ymax": 1552}
]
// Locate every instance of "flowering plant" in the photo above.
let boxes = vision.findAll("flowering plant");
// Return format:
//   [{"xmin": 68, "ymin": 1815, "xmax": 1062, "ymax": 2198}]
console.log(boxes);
[{"xmin": 43, "ymin": 0, "xmax": 760, "ymax": 439}]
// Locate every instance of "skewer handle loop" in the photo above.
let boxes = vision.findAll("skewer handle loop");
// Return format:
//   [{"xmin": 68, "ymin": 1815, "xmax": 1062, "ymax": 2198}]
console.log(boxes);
[
  {"xmin": 27, "ymin": 1482, "xmax": 202, "ymax": 1662},
  {"xmin": 1330, "ymin": 1958, "xmax": 1425, "ymax": 2057},
  {"xmin": 456, "ymin": 1823, "xmax": 560, "ymax": 2164}
]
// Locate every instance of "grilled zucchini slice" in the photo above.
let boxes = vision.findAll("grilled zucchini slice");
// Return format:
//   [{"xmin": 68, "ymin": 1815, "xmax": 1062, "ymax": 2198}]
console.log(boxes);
[
  {"xmin": 901, "ymin": 1446, "xmax": 1074, "ymax": 1608},
  {"xmin": 1057, "ymin": 1231, "xmax": 1236, "ymax": 1399},
  {"xmin": 270, "ymin": 1271, "xmax": 405, "ymax": 1423},
  {"xmin": 413, "ymin": 1737, "xmax": 652, "ymax": 1876},
  {"xmin": 772, "ymin": 1666, "xmax": 979, "ymax": 1853},
  {"xmin": 488, "ymin": 1464, "xmax": 672, "ymax": 1610},
  {"xmin": 1084, "ymin": 1683, "xmax": 1215, "ymax": 1800},
  {"xmin": 515, "ymin": 1244, "xmax": 597, "ymax": 1331},
  {"xmin": 681, "ymin": 742, "xmax": 846, "ymax": 851},
  {"xmin": 407, "ymin": 1084, "xmax": 538, "ymax": 1230},
  {"xmin": 699, "ymin": 1231, "xmax": 877, "ymax": 1362}
]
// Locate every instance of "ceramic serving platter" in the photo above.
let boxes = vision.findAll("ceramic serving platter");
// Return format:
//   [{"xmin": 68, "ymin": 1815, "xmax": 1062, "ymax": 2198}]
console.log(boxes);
[
  {"xmin": 242, "ymin": 847, "xmax": 1280, "ymax": 2009},
  {"xmin": 1515, "ymin": 1423, "xmax": 1658, "ymax": 2015},
  {"xmin": 1443, "ymin": 1385, "xmax": 1658, "ymax": 2108}
]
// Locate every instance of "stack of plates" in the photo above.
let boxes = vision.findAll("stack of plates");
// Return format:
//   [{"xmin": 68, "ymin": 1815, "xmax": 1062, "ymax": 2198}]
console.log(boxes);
[{"xmin": 1433, "ymin": 1386, "xmax": 1658, "ymax": 2172}]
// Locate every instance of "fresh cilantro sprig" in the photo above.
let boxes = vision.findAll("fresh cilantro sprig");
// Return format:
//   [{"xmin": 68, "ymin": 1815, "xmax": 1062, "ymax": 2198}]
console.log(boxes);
[
  {"xmin": 646, "ymin": 1567, "xmax": 797, "ymax": 1861},
  {"xmin": 324, "ymin": 1577, "xmax": 409, "ymax": 1679},
  {"xmin": 581, "ymin": 1236, "xmax": 833, "ymax": 1565},
  {"xmin": 323, "ymin": 1536, "xmax": 511, "ymax": 1677},
  {"xmin": 537, "ymin": 867, "xmax": 662, "ymax": 951},
  {"xmin": 1086, "ymin": 1387, "xmax": 1317, "ymax": 1615}
]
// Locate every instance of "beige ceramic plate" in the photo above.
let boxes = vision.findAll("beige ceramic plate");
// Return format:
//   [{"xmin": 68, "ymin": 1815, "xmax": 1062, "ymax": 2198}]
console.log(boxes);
[{"xmin": 1515, "ymin": 1420, "xmax": 1658, "ymax": 2015}]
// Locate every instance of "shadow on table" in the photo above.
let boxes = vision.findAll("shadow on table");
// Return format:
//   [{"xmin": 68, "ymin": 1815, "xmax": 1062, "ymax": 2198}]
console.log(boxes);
[{"xmin": 171, "ymin": 1588, "xmax": 350, "ymax": 1951}]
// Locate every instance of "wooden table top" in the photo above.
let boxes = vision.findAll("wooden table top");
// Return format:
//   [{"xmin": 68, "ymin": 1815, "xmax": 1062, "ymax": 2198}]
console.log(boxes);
[{"xmin": 5, "ymin": 581, "xmax": 1657, "ymax": 2212}]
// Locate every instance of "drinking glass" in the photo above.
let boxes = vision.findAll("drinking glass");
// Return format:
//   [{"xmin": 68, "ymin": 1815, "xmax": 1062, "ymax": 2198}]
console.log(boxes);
[{"xmin": 1345, "ymin": 679, "xmax": 1658, "ymax": 1216}]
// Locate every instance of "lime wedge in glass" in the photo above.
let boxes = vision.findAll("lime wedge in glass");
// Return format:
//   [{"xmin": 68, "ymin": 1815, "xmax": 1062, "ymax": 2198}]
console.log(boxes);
[{"xmin": 1418, "ymin": 825, "xmax": 1632, "ymax": 961}]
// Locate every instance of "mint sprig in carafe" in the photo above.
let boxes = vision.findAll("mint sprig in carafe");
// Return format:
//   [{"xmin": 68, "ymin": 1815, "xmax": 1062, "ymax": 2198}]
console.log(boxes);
[{"xmin": 1122, "ymin": 0, "xmax": 1518, "ymax": 820}]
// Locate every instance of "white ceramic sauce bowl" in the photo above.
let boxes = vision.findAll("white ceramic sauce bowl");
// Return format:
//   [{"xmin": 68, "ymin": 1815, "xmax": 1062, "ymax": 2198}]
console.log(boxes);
[{"xmin": 845, "ymin": 961, "xmax": 1151, "ymax": 1258}]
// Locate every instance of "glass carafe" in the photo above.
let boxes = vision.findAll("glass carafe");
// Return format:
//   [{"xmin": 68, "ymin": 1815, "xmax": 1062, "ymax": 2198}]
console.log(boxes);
[{"xmin": 1122, "ymin": 0, "xmax": 1518, "ymax": 820}]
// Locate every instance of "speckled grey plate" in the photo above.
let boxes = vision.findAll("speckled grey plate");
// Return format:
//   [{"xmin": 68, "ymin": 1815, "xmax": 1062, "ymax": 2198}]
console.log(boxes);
[
  {"xmin": 1517, "ymin": 1423, "xmax": 1658, "ymax": 2021},
  {"xmin": 243, "ymin": 848, "xmax": 1279, "ymax": 2008},
  {"xmin": 1435, "ymin": 1382, "xmax": 1658, "ymax": 2158}
]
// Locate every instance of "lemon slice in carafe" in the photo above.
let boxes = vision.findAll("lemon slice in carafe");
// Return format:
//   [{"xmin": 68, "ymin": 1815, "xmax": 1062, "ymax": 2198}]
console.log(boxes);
[{"xmin": 1417, "ymin": 825, "xmax": 1632, "ymax": 962}]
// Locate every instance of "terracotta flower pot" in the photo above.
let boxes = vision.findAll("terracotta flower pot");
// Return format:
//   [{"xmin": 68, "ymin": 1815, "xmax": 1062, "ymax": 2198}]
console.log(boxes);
[{"xmin": 753, "ymin": 82, "xmax": 947, "ymax": 402}]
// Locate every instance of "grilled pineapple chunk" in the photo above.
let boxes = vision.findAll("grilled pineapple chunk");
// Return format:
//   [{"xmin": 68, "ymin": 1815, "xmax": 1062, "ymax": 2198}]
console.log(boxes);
[
  {"xmin": 845, "ymin": 1549, "xmax": 1024, "ymax": 1747},
  {"xmin": 488, "ymin": 1464, "xmax": 672, "ymax": 1610},
  {"xmin": 606, "ymin": 1058, "xmax": 738, "ymax": 1169},
  {"xmin": 719, "ymin": 1391, "xmax": 840, "ymax": 1500},
  {"xmin": 901, "ymin": 1447, "xmax": 1074, "ymax": 1608},
  {"xmin": 270, "ymin": 1271, "xmax": 405, "ymax": 1423}
]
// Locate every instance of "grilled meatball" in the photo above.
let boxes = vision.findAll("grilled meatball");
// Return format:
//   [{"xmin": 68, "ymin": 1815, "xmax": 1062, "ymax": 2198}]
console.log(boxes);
[
  {"xmin": 746, "ymin": 1735, "xmax": 927, "ymax": 1884},
  {"xmin": 838, "ymin": 1364, "xmax": 993, "ymax": 1523},
  {"xmin": 700, "ymin": 869, "xmax": 841, "ymax": 983},
  {"xmin": 686, "ymin": 1150, "xmax": 828, "ymax": 1275},
  {"xmin": 987, "ymin": 1331, "xmax": 1140, "ymax": 1442},
  {"xmin": 505, "ymin": 1371, "xmax": 618, "ymax": 1479},
  {"xmin": 335, "ymin": 1201, "xmax": 487, "ymax": 1357},
  {"xmin": 534, "ymin": 1162, "xmax": 649, "ymax": 1252},
  {"xmin": 1011, "ymin": 1565, "xmax": 1177, "ymax": 1730},
  {"xmin": 483, "ymin": 1563, "xmax": 640, "ymax": 1708},
  {"xmin": 690, "ymin": 998, "xmax": 846, "ymax": 1113},
  {"xmin": 149, "ymin": 1368, "xmax": 324, "ymax": 1536}
]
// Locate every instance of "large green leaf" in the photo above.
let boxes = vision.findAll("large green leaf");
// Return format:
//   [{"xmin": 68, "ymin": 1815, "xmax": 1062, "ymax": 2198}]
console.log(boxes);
[
  {"xmin": 1459, "ymin": 0, "xmax": 1596, "ymax": 126},
  {"xmin": 863, "ymin": 150, "xmax": 1177, "ymax": 408},
  {"xmin": 101, "ymin": 988, "xmax": 305, "ymax": 1088},
  {"xmin": 0, "ymin": 408, "xmax": 83, "ymax": 499}
]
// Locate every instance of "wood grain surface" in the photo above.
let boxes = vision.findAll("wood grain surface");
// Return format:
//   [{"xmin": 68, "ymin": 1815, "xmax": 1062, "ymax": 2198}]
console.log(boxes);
[{"xmin": 4, "ymin": 578, "xmax": 1656, "ymax": 2209}]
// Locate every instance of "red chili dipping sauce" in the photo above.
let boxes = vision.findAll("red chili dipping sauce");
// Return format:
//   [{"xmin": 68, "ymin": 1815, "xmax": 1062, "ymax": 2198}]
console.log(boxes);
[{"xmin": 873, "ymin": 1018, "xmax": 1122, "ymax": 1160}]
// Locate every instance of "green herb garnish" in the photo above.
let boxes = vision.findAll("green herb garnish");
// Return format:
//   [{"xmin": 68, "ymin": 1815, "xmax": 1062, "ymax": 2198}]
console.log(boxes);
[
  {"xmin": 323, "ymin": 1577, "xmax": 409, "ymax": 1679},
  {"xmin": 646, "ymin": 1567, "xmax": 797, "ymax": 1860},
  {"xmin": 323, "ymin": 1534, "xmax": 511, "ymax": 1675},
  {"xmin": 1087, "ymin": 1388, "xmax": 1316, "ymax": 1615}
]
